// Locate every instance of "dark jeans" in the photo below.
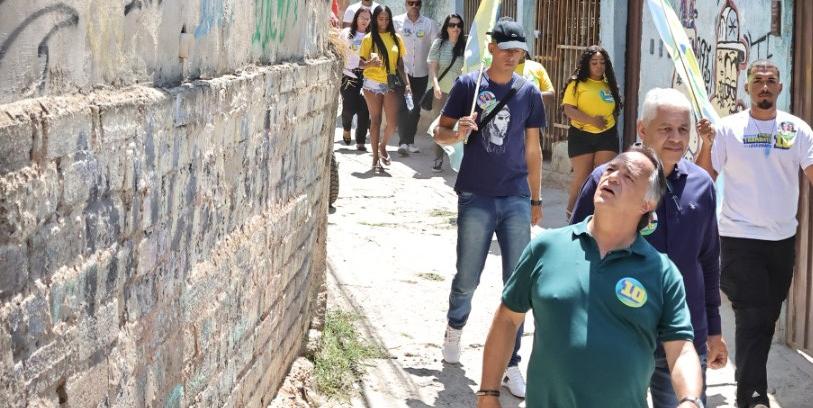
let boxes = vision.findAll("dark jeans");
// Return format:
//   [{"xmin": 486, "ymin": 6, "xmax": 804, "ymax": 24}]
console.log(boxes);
[
  {"xmin": 341, "ymin": 73, "xmax": 370, "ymax": 144},
  {"xmin": 398, "ymin": 75, "xmax": 429, "ymax": 145},
  {"xmin": 720, "ymin": 236, "xmax": 796, "ymax": 408},
  {"xmin": 447, "ymin": 192, "xmax": 530, "ymax": 367}
]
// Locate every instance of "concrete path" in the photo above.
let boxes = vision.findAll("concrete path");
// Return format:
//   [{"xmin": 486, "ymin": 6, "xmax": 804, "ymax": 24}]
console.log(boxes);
[{"xmin": 325, "ymin": 125, "xmax": 813, "ymax": 407}]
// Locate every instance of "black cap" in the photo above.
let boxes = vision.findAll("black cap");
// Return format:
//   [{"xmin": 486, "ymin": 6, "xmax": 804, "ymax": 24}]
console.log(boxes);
[{"xmin": 487, "ymin": 20, "xmax": 528, "ymax": 51}]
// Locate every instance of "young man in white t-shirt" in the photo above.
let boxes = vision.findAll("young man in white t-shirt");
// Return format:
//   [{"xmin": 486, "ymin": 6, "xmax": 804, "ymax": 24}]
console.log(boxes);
[
  {"xmin": 696, "ymin": 59, "xmax": 813, "ymax": 408},
  {"xmin": 342, "ymin": 0, "xmax": 380, "ymax": 28}
]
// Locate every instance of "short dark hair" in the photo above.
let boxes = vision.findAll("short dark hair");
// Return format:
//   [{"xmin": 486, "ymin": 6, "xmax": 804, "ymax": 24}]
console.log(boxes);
[{"xmin": 747, "ymin": 59, "xmax": 781, "ymax": 82}]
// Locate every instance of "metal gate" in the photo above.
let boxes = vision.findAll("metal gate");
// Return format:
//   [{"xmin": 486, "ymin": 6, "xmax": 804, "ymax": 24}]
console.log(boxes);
[
  {"xmin": 463, "ymin": 0, "xmax": 518, "ymax": 36},
  {"xmin": 534, "ymin": 0, "xmax": 601, "ymax": 153}
]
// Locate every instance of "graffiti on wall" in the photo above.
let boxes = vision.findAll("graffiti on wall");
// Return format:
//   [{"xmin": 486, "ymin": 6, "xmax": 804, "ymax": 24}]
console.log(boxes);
[
  {"xmin": 252, "ymin": 0, "xmax": 300, "ymax": 49},
  {"xmin": 660, "ymin": 0, "xmax": 783, "ymax": 118},
  {"xmin": 194, "ymin": 0, "xmax": 225, "ymax": 39},
  {"xmin": 124, "ymin": 0, "xmax": 163, "ymax": 16},
  {"xmin": 0, "ymin": 3, "xmax": 80, "ymax": 95}
]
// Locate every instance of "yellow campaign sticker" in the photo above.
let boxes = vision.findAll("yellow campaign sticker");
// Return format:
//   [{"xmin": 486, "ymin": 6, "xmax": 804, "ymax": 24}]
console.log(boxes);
[{"xmin": 615, "ymin": 277, "xmax": 647, "ymax": 308}]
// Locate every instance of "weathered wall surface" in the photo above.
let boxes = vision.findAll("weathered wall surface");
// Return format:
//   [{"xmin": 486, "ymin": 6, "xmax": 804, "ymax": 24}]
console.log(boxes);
[
  {"xmin": 639, "ymin": 0, "xmax": 794, "ymax": 153},
  {"xmin": 0, "ymin": 56, "xmax": 340, "ymax": 406},
  {"xmin": 0, "ymin": 0, "xmax": 332, "ymax": 104},
  {"xmin": 1, "ymin": 1, "xmax": 341, "ymax": 406}
]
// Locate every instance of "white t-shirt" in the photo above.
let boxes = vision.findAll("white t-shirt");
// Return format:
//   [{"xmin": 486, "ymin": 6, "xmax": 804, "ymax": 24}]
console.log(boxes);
[
  {"xmin": 341, "ymin": 28, "xmax": 366, "ymax": 77},
  {"xmin": 712, "ymin": 109, "xmax": 813, "ymax": 240},
  {"xmin": 393, "ymin": 14, "xmax": 438, "ymax": 77},
  {"xmin": 342, "ymin": 1, "xmax": 380, "ymax": 24}
]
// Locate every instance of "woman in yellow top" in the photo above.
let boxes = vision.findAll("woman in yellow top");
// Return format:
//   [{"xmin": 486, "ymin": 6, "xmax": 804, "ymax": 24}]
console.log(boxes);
[
  {"xmin": 561, "ymin": 45, "xmax": 623, "ymax": 219},
  {"xmin": 359, "ymin": 5, "xmax": 411, "ymax": 171}
]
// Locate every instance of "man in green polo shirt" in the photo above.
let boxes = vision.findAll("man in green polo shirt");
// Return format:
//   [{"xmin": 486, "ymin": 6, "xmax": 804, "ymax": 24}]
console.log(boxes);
[{"xmin": 477, "ymin": 147, "xmax": 704, "ymax": 408}]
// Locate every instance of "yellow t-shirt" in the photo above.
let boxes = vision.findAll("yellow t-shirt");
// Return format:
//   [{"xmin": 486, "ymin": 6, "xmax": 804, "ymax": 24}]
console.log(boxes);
[
  {"xmin": 360, "ymin": 33, "xmax": 407, "ymax": 84},
  {"xmin": 516, "ymin": 60, "xmax": 554, "ymax": 93},
  {"xmin": 562, "ymin": 78, "xmax": 617, "ymax": 133}
]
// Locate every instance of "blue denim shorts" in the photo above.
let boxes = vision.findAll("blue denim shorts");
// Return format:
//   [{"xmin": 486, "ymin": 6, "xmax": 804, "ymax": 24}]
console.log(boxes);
[{"xmin": 363, "ymin": 78, "xmax": 390, "ymax": 95}]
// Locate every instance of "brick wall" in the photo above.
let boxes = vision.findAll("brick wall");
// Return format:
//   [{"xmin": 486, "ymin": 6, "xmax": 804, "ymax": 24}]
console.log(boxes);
[{"xmin": 0, "ymin": 58, "xmax": 341, "ymax": 407}]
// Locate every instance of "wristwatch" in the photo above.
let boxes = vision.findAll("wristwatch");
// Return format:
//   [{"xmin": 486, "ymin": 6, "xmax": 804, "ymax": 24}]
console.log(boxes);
[
  {"xmin": 530, "ymin": 199, "xmax": 543, "ymax": 206},
  {"xmin": 679, "ymin": 396, "xmax": 704, "ymax": 408}
]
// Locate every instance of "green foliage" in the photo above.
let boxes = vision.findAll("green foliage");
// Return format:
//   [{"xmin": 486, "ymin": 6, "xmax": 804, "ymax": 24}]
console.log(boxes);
[{"xmin": 313, "ymin": 310, "xmax": 385, "ymax": 399}]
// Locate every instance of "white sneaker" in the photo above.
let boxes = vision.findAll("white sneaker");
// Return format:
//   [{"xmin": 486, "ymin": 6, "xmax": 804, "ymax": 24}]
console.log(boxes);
[
  {"xmin": 408, "ymin": 144, "xmax": 420, "ymax": 153},
  {"xmin": 441, "ymin": 326, "xmax": 462, "ymax": 363},
  {"xmin": 502, "ymin": 365, "xmax": 526, "ymax": 398},
  {"xmin": 398, "ymin": 144, "xmax": 409, "ymax": 156}
]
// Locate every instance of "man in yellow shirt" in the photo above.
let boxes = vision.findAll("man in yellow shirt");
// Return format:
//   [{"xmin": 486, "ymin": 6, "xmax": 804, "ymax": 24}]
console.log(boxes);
[{"xmin": 516, "ymin": 53, "xmax": 554, "ymax": 109}]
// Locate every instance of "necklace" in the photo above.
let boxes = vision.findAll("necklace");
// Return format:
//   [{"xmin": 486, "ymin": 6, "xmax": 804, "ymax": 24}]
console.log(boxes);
[{"xmin": 750, "ymin": 115, "xmax": 776, "ymax": 136}]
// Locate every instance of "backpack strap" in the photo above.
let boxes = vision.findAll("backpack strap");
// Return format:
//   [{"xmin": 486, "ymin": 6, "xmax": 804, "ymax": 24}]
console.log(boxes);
[{"xmin": 476, "ymin": 77, "xmax": 527, "ymax": 130}]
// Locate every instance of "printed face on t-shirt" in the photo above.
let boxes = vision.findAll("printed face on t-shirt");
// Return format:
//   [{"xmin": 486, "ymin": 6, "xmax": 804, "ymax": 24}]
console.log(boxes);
[{"xmin": 482, "ymin": 105, "xmax": 511, "ymax": 153}]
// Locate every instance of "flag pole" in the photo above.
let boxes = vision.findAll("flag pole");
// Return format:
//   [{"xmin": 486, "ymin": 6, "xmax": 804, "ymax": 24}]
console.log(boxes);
[{"xmin": 464, "ymin": 62, "xmax": 486, "ymax": 144}]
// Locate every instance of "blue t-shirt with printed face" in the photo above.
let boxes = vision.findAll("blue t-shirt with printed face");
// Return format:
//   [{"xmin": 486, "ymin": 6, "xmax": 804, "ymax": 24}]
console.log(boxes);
[{"xmin": 442, "ymin": 71, "xmax": 546, "ymax": 197}]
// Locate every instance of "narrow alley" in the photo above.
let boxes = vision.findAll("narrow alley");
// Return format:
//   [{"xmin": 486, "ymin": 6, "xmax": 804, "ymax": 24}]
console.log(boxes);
[{"xmin": 325, "ymin": 126, "xmax": 813, "ymax": 407}]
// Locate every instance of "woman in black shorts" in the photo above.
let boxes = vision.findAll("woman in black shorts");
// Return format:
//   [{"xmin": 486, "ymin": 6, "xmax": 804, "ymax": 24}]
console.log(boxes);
[{"xmin": 561, "ymin": 45, "xmax": 623, "ymax": 219}]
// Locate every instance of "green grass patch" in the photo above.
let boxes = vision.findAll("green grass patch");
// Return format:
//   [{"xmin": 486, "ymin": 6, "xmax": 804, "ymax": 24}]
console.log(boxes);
[
  {"xmin": 359, "ymin": 221, "xmax": 400, "ymax": 228},
  {"xmin": 313, "ymin": 310, "xmax": 385, "ymax": 399},
  {"xmin": 417, "ymin": 272, "xmax": 444, "ymax": 281},
  {"xmin": 429, "ymin": 209, "xmax": 456, "ymax": 218}
]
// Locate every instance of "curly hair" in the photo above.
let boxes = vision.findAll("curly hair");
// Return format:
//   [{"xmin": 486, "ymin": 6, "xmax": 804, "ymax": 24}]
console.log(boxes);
[{"xmin": 562, "ymin": 45, "xmax": 623, "ymax": 117}]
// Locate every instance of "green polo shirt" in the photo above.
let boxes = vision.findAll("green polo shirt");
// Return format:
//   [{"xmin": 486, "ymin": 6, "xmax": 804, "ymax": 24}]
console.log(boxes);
[{"xmin": 502, "ymin": 217, "xmax": 693, "ymax": 407}]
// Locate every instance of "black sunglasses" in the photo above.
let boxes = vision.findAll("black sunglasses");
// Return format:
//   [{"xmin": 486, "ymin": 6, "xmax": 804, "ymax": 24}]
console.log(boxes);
[{"xmin": 447, "ymin": 22, "xmax": 463, "ymax": 28}]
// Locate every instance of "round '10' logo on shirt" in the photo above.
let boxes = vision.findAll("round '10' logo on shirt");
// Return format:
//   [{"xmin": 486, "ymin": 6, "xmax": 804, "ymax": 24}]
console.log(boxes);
[{"xmin": 615, "ymin": 277, "xmax": 647, "ymax": 308}]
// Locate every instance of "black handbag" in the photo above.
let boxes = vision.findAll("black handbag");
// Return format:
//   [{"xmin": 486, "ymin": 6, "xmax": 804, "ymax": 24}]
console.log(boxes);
[
  {"xmin": 420, "ymin": 53, "xmax": 459, "ymax": 111},
  {"xmin": 387, "ymin": 73, "xmax": 405, "ymax": 91}
]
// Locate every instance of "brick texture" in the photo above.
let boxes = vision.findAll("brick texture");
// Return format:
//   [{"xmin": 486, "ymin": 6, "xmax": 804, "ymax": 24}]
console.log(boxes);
[{"xmin": 0, "ymin": 58, "xmax": 341, "ymax": 407}]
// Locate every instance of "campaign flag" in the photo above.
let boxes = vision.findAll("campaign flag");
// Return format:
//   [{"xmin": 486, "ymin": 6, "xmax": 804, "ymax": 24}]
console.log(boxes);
[
  {"xmin": 646, "ymin": 0, "xmax": 725, "ymax": 206},
  {"xmin": 443, "ymin": 0, "xmax": 501, "ymax": 172},
  {"xmin": 463, "ymin": 0, "xmax": 500, "ymax": 73},
  {"xmin": 646, "ymin": 0, "xmax": 720, "ymax": 125}
]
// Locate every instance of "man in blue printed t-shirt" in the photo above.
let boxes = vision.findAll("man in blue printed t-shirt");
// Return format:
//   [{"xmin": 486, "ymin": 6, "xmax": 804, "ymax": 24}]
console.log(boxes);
[{"xmin": 433, "ymin": 19, "xmax": 545, "ymax": 398}]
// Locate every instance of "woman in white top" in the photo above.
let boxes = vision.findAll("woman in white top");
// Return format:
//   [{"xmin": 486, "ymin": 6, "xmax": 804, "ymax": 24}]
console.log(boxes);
[
  {"xmin": 340, "ymin": 8, "xmax": 372, "ymax": 150},
  {"xmin": 426, "ymin": 14, "xmax": 465, "ymax": 172}
]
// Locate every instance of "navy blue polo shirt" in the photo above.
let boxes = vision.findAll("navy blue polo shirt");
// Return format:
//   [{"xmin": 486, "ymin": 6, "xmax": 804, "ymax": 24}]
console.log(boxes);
[{"xmin": 571, "ymin": 159, "xmax": 721, "ymax": 352}]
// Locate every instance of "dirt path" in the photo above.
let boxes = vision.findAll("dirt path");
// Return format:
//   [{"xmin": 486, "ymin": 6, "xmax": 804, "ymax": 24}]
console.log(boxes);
[{"xmin": 325, "ymin": 125, "xmax": 812, "ymax": 407}]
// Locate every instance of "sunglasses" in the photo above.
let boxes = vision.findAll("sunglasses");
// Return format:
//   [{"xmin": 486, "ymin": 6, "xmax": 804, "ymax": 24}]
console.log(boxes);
[
  {"xmin": 407, "ymin": 1, "xmax": 422, "ymax": 6},
  {"xmin": 447, "ymin": 23, "xmax": 463, "ymax": 28}
]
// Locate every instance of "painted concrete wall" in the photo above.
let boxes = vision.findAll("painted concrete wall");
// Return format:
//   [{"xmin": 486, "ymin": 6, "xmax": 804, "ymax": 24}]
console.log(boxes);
[
  {"xmin": 600, "ymin": 1, "xmax": 630, "ymax": 140},
  {"xmin": 639, "ymin": 0, "xmax": 794, "ymax": 120},
  {"xmin": 0, "ymin": 0, "xmax": 333, "ymax": 104}
]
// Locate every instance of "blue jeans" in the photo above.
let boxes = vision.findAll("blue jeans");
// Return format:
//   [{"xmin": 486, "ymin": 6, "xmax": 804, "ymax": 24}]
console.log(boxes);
[
  {"xmin": 447, "ymin": 192, "xmax": 531, "ymax": 366},
  {"xmin": 650, "ymin": 348, "xmax": 708, "ymax": 408}
]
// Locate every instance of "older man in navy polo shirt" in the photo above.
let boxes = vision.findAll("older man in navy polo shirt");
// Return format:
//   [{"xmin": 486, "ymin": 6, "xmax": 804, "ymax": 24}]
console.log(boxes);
[{"xmin": 572, "ymin": 88, "xmax": 728, "ymax": 407}]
